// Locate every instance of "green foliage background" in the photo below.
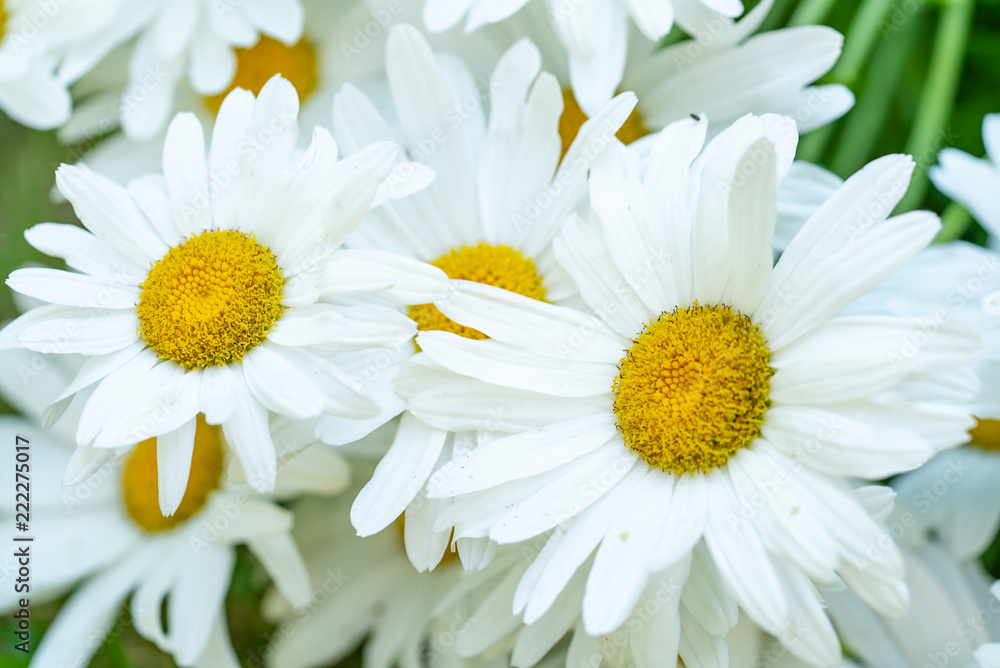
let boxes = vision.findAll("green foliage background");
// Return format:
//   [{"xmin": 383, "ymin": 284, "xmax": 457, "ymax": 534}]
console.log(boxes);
[{"xmin": 0, "ymin": 0, "xmax": 998, "ymax": 665}]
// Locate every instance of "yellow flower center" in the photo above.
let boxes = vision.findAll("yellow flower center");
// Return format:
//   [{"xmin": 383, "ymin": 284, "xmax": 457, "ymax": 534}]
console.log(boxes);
[
  {"xmin": 136, "ymin": 229, "xmax": 285, "ymax": 370},
  {"xmin": 558, "ymin": 88, "xmax": 648, "ymax": 161},
  {"xmin": 0, "ymin": 2, "xmax": 7, "ymax": 42},
  {"xmin": 122, "ymin": 415, "xmax": 224, "ymax": 533},
  {"xmin": 969, "ymin": 418, "xmax": 1000, "ymax": 452},
  {"xmin": 613, "ymin": 304, "xmax": 773, "ymax": 475},
  {"xmin": 408, "ymin": 243, "xmax": 547, "ymax": 340},
  {"xmin": 204, "ymin": 35, "xmax": 319, "ymax": 113}
]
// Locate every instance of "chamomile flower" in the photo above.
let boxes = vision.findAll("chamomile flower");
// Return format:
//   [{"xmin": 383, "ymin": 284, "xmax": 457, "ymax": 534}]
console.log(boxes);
[
  {"xmin": 0, "ymin": 0, "xmax": 80, "ymax": 127},
  {"xmin": 0, "ymin": 348, "xmax": 347, "ymax": 668},
  {"xmin": 839, "ymin": 240, "xmax": 1000, "ymax": 560},
  {"xmin": 423, "ymin": 0, "xmax": 852, "ymax": 141},
  {"xmin": 63, "ymin": 0, "xmax": 497, "ymax": 185},
  {"xmin": 0, "ymin": 75, "xmax": 444, "ymax": 509},
  {"xmin": 404, "ymin": 114, "xmax": 983, "ymax": 664},
  {"xmin": 930, "ymin": 113, "xmax": 1000, "ymax": 245},
  {"xmin": 825, "ymin": 524, "xmax": 1000, "ymax": 668},
  {"xmin": 261, "ymin": 456, "xmax": 512, "ymax": 668},
  {"xmin": 422, "ymin": 0, "xmax": 741, "ymax": 117},
  {"xmin": 329, "ymin": 24, "xmax": 636, "ymax": 570},
  {"xmin": 55, "ymin": 0, "xmax": 308, "ymax": 142}
]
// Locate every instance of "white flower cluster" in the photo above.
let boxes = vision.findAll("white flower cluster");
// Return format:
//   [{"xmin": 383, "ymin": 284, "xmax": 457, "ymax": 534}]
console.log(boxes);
[{"xmin": 0, "ymin": 1, "xmax": 998, "ymax": 667}]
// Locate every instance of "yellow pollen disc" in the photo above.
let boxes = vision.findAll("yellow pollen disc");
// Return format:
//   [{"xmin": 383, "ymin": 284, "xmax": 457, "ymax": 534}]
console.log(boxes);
[
  {"xmin": 136, "ymin": 229, "xmax": 285, "ymax": 370},
  {"xmin": 408, "ymin": 243, "xmax": 547, "ymax": 341},
  {"xmin": 204, "ymin": 35, "xmax": 318, "ymax": 113},
  {"xmin": 0, "ymin": 1, "xmax": 7, "ymax": 42},
  {"xmin": 558, "ymin": 88, "xmax": 649, "ymax": 162},
  {"xmin": 613, "ymin": 304, "xmax": 773, "ymax": 475},
  {"xmin": 122, "ymin": 415, "xmax": 224, "ymax": 533},
  {"xmin": 969, "ymin": 418, "xmax": 1000, "ymax": 452}
]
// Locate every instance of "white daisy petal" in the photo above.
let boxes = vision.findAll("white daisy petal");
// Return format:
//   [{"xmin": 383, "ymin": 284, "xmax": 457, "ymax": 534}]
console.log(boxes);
[
  {"xmin": 702, "ymin": 470, "xmax": 788, "ymax": 636},
  {"xmin": 22, "ymin": 223, "xmax": 145, "ymax": 281},
  {"xmin": 247, "ymin": 534, "xmax": 311, "ymax": 609},
  {"xmin": 17, "ymin": 311, "xmax": 139, "ymax": 356},
  {"xmin": 55, "ymin": 164, "xmax": 170, "ymax": 269},
  {"xmin": 489, "ymin": 441, "xmax": 639, "ymax": 544},
  {"xmin": 244, "ymin": 0, "xmax": 304, "ymax": 44},
  {"xmin": 243, "ymin": 344, "xmax": 324, "ymax": 420},
  {"xmin": 417, "ymin": 331, "xmax": 617, "ymax": 397},
  {"xmin": 435, "ymin": 280, "xmax": 625, "ymax": 362},
  {"xmin": 649, "ymin": 473, "xmax": 708, "ymax": 572},
  {"xmin": 769, "ymin": 315, "xmax": 983, "ymax": 405},
  {"xmin": 163, "ymin": 112, "xmax": 212, "ymax": 237},
  {"xmin": 222, "ymin": 370, "xmax": 277, "ymax": 492},
  {"xmin": 168, "ymin": 544, "xmax": 236, "ymax": 666},
  {"xmin": 31, "ymin": 544, "xmax": 155, "ymax": 668},
  {"xmin": 157, "ymin": 417, "xmax": 197, "ymax": 516},
  {"xmin": 552, "ymin": 214, "xmax": 653, "ymax": 339},
  {"xmin": 208, "ymin": 88, "xmax": 257, "ymax": 230},
  {"xmin": 200, "ymin": 363, "xmax": 241, "ymax": 425},
  {"xmin": 590, "ymin": 140, "xmax": 678, "ymax": 313},
  {"xmin": 352, "ymin": 413, "xmax": 448, "ymax": 537},
  {"xmin": 428, "ymin": 414, "xmax": 619, "ymax": 497},
  {"xmin": 582, "ymin": 469, "xmax": 669, "ymax": 634},
  {"xmin": 762, "ymin": 405, "xmax": 933, "ymax": 479},
  {"xmin": 7, "ymin": 267, "xmax": 140, "ymax": 310},
  {"xmin": 760, "ymin": 154, "xmax": 918, "ymax": 348}
]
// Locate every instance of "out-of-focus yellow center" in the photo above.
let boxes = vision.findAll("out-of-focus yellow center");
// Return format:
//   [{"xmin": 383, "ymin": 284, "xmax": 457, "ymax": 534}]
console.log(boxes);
[
  {"xmin": 122, "ymin": 415, "xmax": 224, "ymax": 533},
  {"xmin": 558, "ymin": 88, "xmax": 648, "ymax": 161},
  {"xmin": 408, "ymin": 243, "xmax": 547, "ymax": 341},
  {"xmin": 204, "ymin": 35, "xmax": 318, "ymax": 113},
  {"xmin": 613, "ymin": 304, "xmax": 773, "ymax": 475},
  {"xmin": 969, "ymin": 418, "xmax": 1000, "ymax": 451},
  {"xmin": 136, "ymin": 229, "xmax": 285, "ymax": 370},
  {"xmin": 0, "ymin": 2, "xmax": 8, "ymax": 42}
]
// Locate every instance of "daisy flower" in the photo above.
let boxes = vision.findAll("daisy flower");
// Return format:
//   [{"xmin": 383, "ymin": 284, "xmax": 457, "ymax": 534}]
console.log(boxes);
[
  {"xmin": 840, "ymin": 240, "xmax": 1000, "ymax": 560},
  {"xmin": 0, "ymin": 347, "xmax": 347, "ymax": 668},
  {"xmin": 260, "ymin": 455, "xmax": 514, "ymax": 668},
  {"xmin": 0, "ymin": 75, "xmax": 444, "ymax": 509},
  {"xmin": 422, "ymin": 0, "xmax": 741, "ymax": 118},
  {"xmin": 423, "ymin": 0, "xmax": 852, "ymax": 141},
  {"xmin": 930, "ymin": 113, "xmax": 1000, "ymax": 246},
  {"xmin": 824, "ymin": 520, "xmax": 1000, "ymax": 668},
  {"xmin": 62, "ymin": 0, "xmax": 506, "ymax": 185},
  {"xmin": 0, "ymin": 0, "xmax": 81, "ymax": 127},
  {"xmin": 404, "ymin": 114, "xmax": 984, "ymax": 664},
  {"xmin": 53, "ymin": 0, "xmax": 308, "ymax": 142},
  {"xmin": 329, "ymin": 24, "xmax": 636, "ymax": 571}
]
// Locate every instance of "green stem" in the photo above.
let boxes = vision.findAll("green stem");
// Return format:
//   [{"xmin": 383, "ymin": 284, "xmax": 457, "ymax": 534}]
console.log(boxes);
[
  {"xmin": 932, "ymin": 202, "xmax": 973, "ymax": 244},
  {"xmin": 795, "ymin": 0, "xmax": 898, "ymax": 163},
  {"xmin": 829, "ymin": 8, "xmax": 922, "ymax": 177},
  {"xmin": 831, "ymin": 0, "xmax": 899, "ymax": 88},
  {"xmin": 898, "ymin": 0, "xmax": 974, "ymax": 212},
  {"xmin": 788, "ymin": 0, "xmax": 839, "ymax": 27},
  {"xmin": 759, "ymin": 0, "xmax": 798, "ymax": 32}
]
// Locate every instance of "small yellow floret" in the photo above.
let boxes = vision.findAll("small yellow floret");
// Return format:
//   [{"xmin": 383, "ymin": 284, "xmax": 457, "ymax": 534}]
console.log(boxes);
[
  {"xmin": 613, "ymin": 304, "xmax": 773, "ymax": 475},
  {"xmin": 408, "ymin": 243, "xmax": 547, "ymax": 341},
  {"xmin": 136, "ymin": 229, "xmax": 284, "ymax": 370},
  {"xmin": 558, "ymin": 88, "xmax": 649, "ymax": 162},
  {"xmin": 204, "ymin": 35, "xmax": 318, "ymax": 113},
  {"xmin": 969, "ymin": 418, "xmax": 1000, "ymax": 452},
  {"xmin": 122, "ymin": 415, "xmax": 224, "ymax": 533}
]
